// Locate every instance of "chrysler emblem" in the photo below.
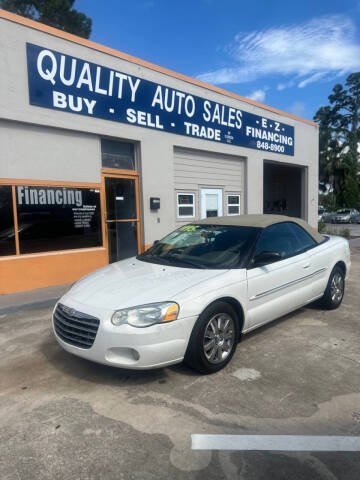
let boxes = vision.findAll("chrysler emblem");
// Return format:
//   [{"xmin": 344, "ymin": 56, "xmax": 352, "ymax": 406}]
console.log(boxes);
[{"xmin": 61, "ymin": 305, "xmax": 76, "ymax": 317}]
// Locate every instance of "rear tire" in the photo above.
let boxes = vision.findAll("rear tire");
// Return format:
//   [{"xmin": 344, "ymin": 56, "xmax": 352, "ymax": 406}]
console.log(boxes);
[
  {"xmin": 320, "ymin": 266, "xmax": 345, "ymax": 310},
  {"xmin": 184, "ymin": 301, "xmax": 239, "ymax": 374}
]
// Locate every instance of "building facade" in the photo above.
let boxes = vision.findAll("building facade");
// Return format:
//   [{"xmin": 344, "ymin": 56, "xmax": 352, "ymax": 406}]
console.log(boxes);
[{"xmin": 0, "ymin": 10, "xmax": 319, "ymax": 294}]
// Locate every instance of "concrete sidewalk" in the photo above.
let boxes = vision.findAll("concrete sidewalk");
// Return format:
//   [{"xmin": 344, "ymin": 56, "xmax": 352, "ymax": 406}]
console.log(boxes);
[
  {"xmin": 0, "ymin": 283, "xmax": 71, "ymax": 315},
  {"xmin": 350, "ymin": 237, "xmax": 360, "ymax": 247}
]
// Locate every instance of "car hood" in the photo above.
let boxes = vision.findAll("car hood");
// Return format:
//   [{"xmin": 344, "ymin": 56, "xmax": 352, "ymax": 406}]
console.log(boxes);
[{"xmin": 64, "ymin": 257, "xmax": 227, "ymax": 311}]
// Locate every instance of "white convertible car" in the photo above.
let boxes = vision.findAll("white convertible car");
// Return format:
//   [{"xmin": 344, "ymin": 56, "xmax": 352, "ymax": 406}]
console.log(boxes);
[{"xmin": 52, "ymin": 215, "xmax": 351, "ymax": 374}]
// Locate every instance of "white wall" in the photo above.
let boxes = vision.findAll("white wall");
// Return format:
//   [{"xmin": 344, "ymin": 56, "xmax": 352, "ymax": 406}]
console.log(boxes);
[{"xmin": 0, "ymin": 120, "xmax": 100, "ymax": 182}]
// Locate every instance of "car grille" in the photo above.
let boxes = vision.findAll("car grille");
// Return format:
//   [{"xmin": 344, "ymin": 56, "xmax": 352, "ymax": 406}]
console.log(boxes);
[{"xmin": 53, "ymin": 303, "xmax": 100, "ymax": 349}]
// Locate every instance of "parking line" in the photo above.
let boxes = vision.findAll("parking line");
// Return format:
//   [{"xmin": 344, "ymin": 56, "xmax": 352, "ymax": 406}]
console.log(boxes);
[{"xmin": 191, "ymin": 435, "xmax": 360, "ymax": 451}]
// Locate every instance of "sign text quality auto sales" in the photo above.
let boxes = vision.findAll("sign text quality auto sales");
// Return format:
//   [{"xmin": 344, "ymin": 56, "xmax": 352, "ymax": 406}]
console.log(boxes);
[{"xmin": 26, "ymin": 43, "xmax": 294, "ymax": 155}]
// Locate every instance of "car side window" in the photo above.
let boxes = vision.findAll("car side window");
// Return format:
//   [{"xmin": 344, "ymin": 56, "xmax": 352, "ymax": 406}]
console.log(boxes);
[
  {"xmin": 253, "ymin": 223, "xmax": 299, "ymax": 263},
  {"xmin": 286, "ymin": 223, "xmax": 316, "ymax": 253}
]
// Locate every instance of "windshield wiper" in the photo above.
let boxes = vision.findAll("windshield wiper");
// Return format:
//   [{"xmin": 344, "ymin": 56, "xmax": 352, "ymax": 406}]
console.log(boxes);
[
  {"xmin": 138, "ymin": 251, "xmax": 206, "ymax": 269},
  {"xmin": 161, "ymin": 255, "xmax": 206, "ymax": 269},
  {"xmin": 137, "ymin": 254, "xmax": 172, "ymax": 265}
]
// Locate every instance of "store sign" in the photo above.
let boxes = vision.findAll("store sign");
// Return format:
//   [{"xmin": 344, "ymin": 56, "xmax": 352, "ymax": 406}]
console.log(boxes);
[
  {"xmin": 17, "ymin": 185, "xmax": 83, "ymax": 207},
  {"xmin": 26, "ymin": 43, "xmax": 295, "ymax": 156},
  {"xmin": 16, "ymin": 185, "xmax": 102, "ymax": 237}
]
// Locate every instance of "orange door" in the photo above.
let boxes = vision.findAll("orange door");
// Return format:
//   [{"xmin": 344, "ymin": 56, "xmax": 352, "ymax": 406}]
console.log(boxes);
[{"xmin": 103, "ymin": 173, "xmax": 142, "ymax": 263}]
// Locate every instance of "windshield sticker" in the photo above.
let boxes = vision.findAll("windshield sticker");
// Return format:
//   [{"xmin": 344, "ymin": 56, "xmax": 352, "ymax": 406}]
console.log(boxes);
[{"xmin": 179, "ymin": 225, "xmax": 201, "ymax": 232}]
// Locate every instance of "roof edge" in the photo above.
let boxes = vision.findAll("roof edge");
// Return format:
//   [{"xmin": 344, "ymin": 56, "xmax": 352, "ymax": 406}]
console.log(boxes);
[
  {"xmin": 0, "ymin": 9, "xmax": 318, "ymax": 128},
  {"xmin": 195, "ymin": 214, "xmax": 324, "ymax": 243}
]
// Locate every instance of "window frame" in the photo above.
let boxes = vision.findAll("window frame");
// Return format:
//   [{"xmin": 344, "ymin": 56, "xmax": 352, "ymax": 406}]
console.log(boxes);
[
  {"xmin": 0, "ymin": 184, "xmax": 17, "ymax": 256},
  {"xmin": 227, "ymin": 194, "xmax": 241, "ymax": 216},
  {"xmin": 177, "ymin": 192, "xmax": 195, "ymax": 219},
  {"xmin": 0, "ymin": 178, "xmax": 106, "ymax": 258},
  {"xmin": 101, "ymin": 139, "xmax": 136, "ymax": 171}
]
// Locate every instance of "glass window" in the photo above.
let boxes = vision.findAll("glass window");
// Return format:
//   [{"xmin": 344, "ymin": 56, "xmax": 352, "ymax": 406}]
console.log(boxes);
[
  {"xmin": 204, "ymin": 193, "xmax": 219, "ymax": 217},
  {"xmin": 254, "ymin": 222, "xmax": 299, "ymax": 261},
  {"xmin": 287, "ymin": 222, "xmax": 316, "ymax": 253},
  {"xmin": 105, "ymin": 177, "xmax": 137, "ymax": 220},
  {"xmin": 138, "ymin": 225, "xmax": 259, "ymax": 269},
  {"xmin": 227, "ymin": 195, "xmax": 240, "ymax": 215},
  {"xmin": 177, "ymin": 193, "xmax": 195, "ymax": 218},
  {"xmin": 0, "ymin": 185, "xmax": 16, "ymax": 256},
  {"xmin": 101, "ymin": 139, "xmax": 135, "ymax": 170},
  {"xmin": 16, "ymin": 185, "xmax": 102, "ymax": 254},
  {"xmin": 107, "ymin": 221, "xmax": 138, "ymax": 263}
]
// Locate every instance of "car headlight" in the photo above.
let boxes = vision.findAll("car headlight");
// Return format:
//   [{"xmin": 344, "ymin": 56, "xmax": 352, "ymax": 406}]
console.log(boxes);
[{"xmin": 111, "ymin": 302, "xmax": 179, "ymax": 328}]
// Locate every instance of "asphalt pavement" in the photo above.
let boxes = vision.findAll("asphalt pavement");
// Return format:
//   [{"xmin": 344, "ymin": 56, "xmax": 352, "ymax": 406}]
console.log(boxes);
[{"xmin": 0, "ymin": 248, "xmax": 359, "ymax": 479}]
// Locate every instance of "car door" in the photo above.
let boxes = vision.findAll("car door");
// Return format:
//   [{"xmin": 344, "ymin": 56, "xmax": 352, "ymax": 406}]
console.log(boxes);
[
  {"xmin": 287, "ymin": 222, "xmax": 330, "ymax": 298},
  {"xmin": 246, "ymin": 222, "xmax": 313, "ymax": 329},
  {"xmin": 351, "ymin": 209, "xmax": 359, "ymax": 221}
]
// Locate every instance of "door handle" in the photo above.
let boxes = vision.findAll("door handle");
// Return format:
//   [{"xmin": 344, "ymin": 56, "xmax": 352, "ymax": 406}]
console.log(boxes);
[{"xmin": 302, "ymin": 262, "xmax": 311, "ymax": 269}]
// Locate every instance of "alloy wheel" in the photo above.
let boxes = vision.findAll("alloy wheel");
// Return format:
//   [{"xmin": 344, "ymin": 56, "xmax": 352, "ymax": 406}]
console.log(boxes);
[
  {"xmin": 330, "ymin": 272, "xmax": 344, "ymax": 303},
  {"xmin": 203, "ymin": 313, "xmax": 235, "ymax": 364}
]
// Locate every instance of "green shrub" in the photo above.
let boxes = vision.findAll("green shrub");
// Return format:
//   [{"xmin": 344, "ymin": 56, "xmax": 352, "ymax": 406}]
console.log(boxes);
[
  {"xmin": 318, "ymin": 221, "xmax": 326, "ymax": 233},
  {"xmin": 341, "ymin": 228, "xmax": 350, "ymax": 239}
]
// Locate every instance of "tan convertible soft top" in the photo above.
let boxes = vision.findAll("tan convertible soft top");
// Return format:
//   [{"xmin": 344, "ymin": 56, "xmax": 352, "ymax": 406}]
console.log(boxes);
[{"xmin": 195, "ymin": 214, "xmax": 324, "ymax": 243}]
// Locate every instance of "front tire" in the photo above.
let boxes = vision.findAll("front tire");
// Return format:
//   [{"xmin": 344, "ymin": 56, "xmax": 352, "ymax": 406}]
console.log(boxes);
[
  {"xmin": 185, "ymin": 301, "xmax": 239, "ymax": 374},
  {"xmin": 320, "ymin": 266, "xmax": 345, "ymax": 310}
]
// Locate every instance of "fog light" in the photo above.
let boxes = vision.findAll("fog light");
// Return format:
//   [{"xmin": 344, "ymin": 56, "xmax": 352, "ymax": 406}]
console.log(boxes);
[{"xmin": 105, "ymin": 347, "xmax": 140, "ymax": 364}]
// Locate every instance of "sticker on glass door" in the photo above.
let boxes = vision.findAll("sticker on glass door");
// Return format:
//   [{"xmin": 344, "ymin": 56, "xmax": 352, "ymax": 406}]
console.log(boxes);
[{"xmin": 201, "ymin": 188, "xmax": 223, "ymax": 219}]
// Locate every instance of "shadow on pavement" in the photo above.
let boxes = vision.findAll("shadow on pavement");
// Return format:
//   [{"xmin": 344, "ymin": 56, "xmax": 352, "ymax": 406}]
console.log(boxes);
[{"xmin": 39, "ymin": 335, "xmax": 170, "ymax": 387}]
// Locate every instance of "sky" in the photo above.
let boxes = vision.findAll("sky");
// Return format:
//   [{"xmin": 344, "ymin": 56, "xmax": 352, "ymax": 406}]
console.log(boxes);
[{"xmin": 75, "ymin": 0, "xmax": 360, "ymax": 121}]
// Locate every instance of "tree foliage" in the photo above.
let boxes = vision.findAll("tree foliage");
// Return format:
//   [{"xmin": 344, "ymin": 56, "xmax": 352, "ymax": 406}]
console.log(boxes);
[
  {"xmin": 314, "ymin": 73, "xmax": 360, "ymax": 209},
  {"xmin": 0, "ymin": 0, "xmax": 92, "ymax": 38}
]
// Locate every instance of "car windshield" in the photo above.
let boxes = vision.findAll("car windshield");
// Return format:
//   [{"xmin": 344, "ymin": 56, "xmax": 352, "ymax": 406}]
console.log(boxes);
[
  {"xmin": 337, "ymin": 209, "xmax": 350, "ymax": 214},
  {"xmin": 137, "ymin": 224, "xmax": 259, "ymax": 269}
]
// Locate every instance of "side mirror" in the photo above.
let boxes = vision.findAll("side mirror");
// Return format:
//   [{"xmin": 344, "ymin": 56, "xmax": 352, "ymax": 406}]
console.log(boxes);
[
  {"xmin": 253, "ymin": 251, "xmax": 281, "ymax": 267},
  {"xmin": 153, "ymin": 240, "xmax": 159, "ymax": 246}
]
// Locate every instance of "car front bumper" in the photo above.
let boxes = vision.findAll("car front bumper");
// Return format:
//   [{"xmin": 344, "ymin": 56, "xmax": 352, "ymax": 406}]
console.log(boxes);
[
  {"xmin": 333, "ymin": 218, "xmax": 350, "ymax": 223},
  {"xmin": 52, "ymin": 298, "xmax": 198, "ymax": 369}
]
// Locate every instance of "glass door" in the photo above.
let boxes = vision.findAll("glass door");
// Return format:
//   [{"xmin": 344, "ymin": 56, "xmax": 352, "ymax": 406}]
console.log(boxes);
[
  {"xmin": 201, "ymin": 188, "xmax": 223, "ymax": 219},
  {"xmin": 104, "ymin": 176, "xmax": 140, "ymax": 263}
]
